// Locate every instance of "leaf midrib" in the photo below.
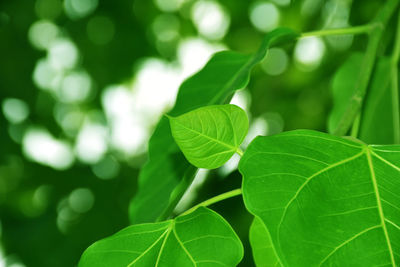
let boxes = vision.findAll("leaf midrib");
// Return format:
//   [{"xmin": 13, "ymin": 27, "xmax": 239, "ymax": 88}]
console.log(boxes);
[
  {"xmin": 272, "ymin": 145, "xmax": 397, "ymax": 266},
  {"xmin": 128, "ymin": 220, "xmax": 198, "ymax": 267},
  {"xmin": 366, "ymin": 149, "xmax": 396, "ymax": 267},
  {"xmin": 316, "ymin": 147, "xmax": 397, "ymax": 266},
  {"xmin": 127, "ymin": 225, "xmax": 171, "ymax": 266},
  {"xmin": 277, "ymin": 149, "xmax": 366, "ymax": 238},
  {"xmin": 173, "ymin": 119, "xmax": 237, "ymax": 152}
]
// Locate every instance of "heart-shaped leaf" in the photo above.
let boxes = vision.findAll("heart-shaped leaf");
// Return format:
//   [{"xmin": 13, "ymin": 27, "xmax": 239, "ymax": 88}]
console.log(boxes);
[
  {"xmin": 168, "ymin": 104, "xmax": 248, "ymax": 169},
  {"xmin": 79, "ymin": 207, "xmax": 243, "ymax": 266},
  {"xmin": 249, "ymin": 217, "xmax": 281, "ymax": 267},
  {"xmin": 129, "ymin": 28, "xmax": 298, "ymax": 224},
  {"xmin": 240, "ymin": 130, "xmax": 400, "ymax": 266}
]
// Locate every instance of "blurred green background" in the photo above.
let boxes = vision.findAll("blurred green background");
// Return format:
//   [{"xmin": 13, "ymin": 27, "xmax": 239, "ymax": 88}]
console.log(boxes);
[{"xmin": 0, "ymin": 0, "xmax": 387, "ymax": 266}]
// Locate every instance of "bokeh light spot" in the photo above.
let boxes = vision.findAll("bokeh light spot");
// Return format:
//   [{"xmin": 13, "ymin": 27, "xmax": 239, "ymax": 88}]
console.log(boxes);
[
  {"xmin": 54, "ymin": 105, "xmax": 85, "ymax": 136},
  {"xmin": 22, "ymin": 128, "xmax": 74, "ymax": 170},
  {"xmin": 2, "ymin": 98, "xmax": 30, "ymax": 124},
  {"xmin": 68, "ymin": 188, "xmax": 95, "ymax": 213},
  {"xmin": 323, "ymin": 1, "xmax": 353, "ymax": 51},
  {"xmin": 102, "ymin": 85, "xmax": 148, "ymax": 156},
  {"xmin": 261, "ymin": 48, "xmax": 289, "ymax": 76},
  {"xmin": 243, "ymin": 117, "xmax": 268, "ymax": 147},
  {"xmin": 64, "ymin": 0, "xmax": 98, "ymax": 20},
  {"xmin": 218, "ymin": 154, "xmax": 240, "ymax": 176},
  {"xmin": 59, "ymin": 70, "xmax": 92, "ymax": 103},
  {"xmin": 48, "ymin": 38, "xmax": 79, "ymax": 70},
  {"xmin": 154, "ymin": 0, "xmax": 184, "ymax": 12},
  {"xmin": 32, "ymin": 58, "xmax": 63, "ymax": 91},
  {"xmin": 75, "ymin": 121, "xmax": 108, "ymax": 164},
  {"xmin": 178, "ymin": 38, "xmax": 225, "ymax": 77},
  {"xmin": 33, "ymin": 185, "xmax": 52, "ymax": 212},
  {"xmin": 28, "ymin": 20, "xmax": 59, "ymax": 50},
  {"xmin": 57, "ymin": 202, "xmax": 79, "ymax": 234},
  {"xmin": 152, "ymin": 14, "xmax": 180, "ymax": 42},
  {"xmin": 249, "ymin": 2, "xmax": 280, "ymax": 32},
  {"xmin": 230, "ymin": 90, "xmax": 251, "ymax": 112},
  {"xmin": 92, "ymin": 155, "xmax": 120, "ymax": 180},
  {"xmin": 191, "ymin": 0, "xmax": 230, "ymax": 40},
  {"xmin": 294, "ymin": 37, "xmax": 325, "ymax": 71}
]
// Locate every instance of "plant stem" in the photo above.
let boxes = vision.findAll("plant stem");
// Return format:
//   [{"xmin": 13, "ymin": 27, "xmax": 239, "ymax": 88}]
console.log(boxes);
[
  {"xmin": 391, "ymin": 11, "xmax": 400, "ymax": 144},
  {"xmin": 300, "ymin": 24, "xmax": 377, "ymax": 38},
  {"xmin": 236, "ymin": 148, "xmax": 244, "ymax": 157},
  {"xmin": 181, "ymin": 188, "xmax": 242, "ymax": 216},
  {"xmin": 157, "ymin": 165, "xmax": 198, "ymax": 222},
  {"xmin": 333, "ymin": 0, "xmax": 400, "ymax": 136},
  {"xmin": 350, "ymin": 114, "xmax": 360, "ymax": 138}
]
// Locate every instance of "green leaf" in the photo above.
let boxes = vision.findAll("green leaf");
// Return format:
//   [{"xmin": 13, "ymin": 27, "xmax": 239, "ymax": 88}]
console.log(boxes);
[
  {"xmin": 328, "ymin": 53, "xmax": 363, "ymax": 134},
  {"xmin": 240, "ymin": 130, "xmax": 400, "ymax": 266},
  {"xmin": 79, "ymin": 207, "xmax": 244, "ymax": 267},
  {"xmin": 329, "ymin": 53, "xmax": 395, "ymax": 143},
  {"xmin": 129, "ymin": 28, "xmax": 298, "ymax": 223},
  {"xmin": 168, "ymin": 104, "xmax": 248, "ymax": 169},
  {"xmin": 249, "ymin": 217, "xmax": 281, "ymax": 267},
  {"xmin": 359, "ymin": 56, "xmax": 394, "ymax": 144}
]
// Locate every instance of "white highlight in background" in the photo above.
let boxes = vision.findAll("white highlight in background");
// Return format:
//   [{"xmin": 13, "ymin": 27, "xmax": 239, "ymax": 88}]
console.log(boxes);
[
  {"xmin": 191, "ymin": 0, "xmax": 230, "ymax": 40},
  {"xmin": 250, "ymin": 2, "xmax": 280, "ymax": 32},
  {"xmin": 294, "ymin": 37, "xmax": 325, "ymax": 71},
  {"xmin": 23, "ymin": 128, "xmax": 74, "ymax": 170}
]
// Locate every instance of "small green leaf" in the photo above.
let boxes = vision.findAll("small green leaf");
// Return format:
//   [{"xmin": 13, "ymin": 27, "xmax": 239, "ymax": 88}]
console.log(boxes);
[
  {"xmin": 249, "ymin": 217, "xmax": 281, "ymax": 267},
  {"xmin": 240, "ymin": 130, "xmax": 400, "ymax": 266},
  {"xmin": 328, "ymin": 53, "xmax": 363, "ymax": 134},
  {"xmin": 79, "ymin": 207, "xmax": 244, "ymax": 267},
  {"xmin": 168, "ymin": 104, "xmax": 248, "ymax": 169},
  {"xmin": 129, "ymin": 28, "xmax": 298, "ymax": 224}
]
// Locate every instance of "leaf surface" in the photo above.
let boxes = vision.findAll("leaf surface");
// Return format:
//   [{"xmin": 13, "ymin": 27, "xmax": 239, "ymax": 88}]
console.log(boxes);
[
  {"xmin": 240, "ymin": 130, "xmax": 400, "ymax": 266},
  {"xmin": 129, "ymin": 28, "xmax": 298, "ymax": 223},
  {"xmin": 169, "ymin": 104, "xmax": 248, "ymax": 169},
  {"xmin": 249, "ymin": 217, "xmax": 281, "ymax": 267},
  {"xmin": 79, "ymin": 207, "xmax": 243, "ymax": 267}
]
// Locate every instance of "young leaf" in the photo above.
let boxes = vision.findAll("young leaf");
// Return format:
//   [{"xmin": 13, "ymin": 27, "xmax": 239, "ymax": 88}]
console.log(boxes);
[
  {"xmin": 249, "ymin": 217, "xmax": 281, "ymax": 267},
  {"xmin": 359, "ymin": 57, "xmax": 394, "ymax": 144},
  {"xmin": 79, "ymin": 207, "xmax": 244, "ymax": 267},
  {"xmin": 129, "ymin": 28, "xmax": 298, "ymax": 224},
  {"xmin": 328, "ymin": 53, "xmax": 363, "ymax": 134},
  {"xmin": 240, "ymin": 130, "xmax": 400, "ymax": 266},
  {"xmin": 168, "ymin": 104, "xmax": 248, "ymax": 169}
]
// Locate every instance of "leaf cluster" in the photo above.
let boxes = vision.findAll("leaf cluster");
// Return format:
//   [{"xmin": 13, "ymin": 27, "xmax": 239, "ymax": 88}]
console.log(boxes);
[{"xmin": 79, "ymin": 2, "xmax": 400, "ymax": 266}]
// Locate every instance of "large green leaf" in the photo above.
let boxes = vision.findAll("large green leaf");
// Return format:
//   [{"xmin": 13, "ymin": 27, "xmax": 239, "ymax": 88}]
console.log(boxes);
[
  {"xmin": 249, "ymin": 217, "xmax": 281, "ymax": 267},
  {"xmin": 359, "ymin": 56, "xmax": 394, "ymax": 144},
  {"xmin": 129, "ymin": 28, "xmax": 298, "ymax": 223},
  {"xmin": 328, "ymin": 53, "xmax": 363, "ymax": 134},
  {"xmin": 168, "ymin": 104, "xmax": 248, "ymax": 169},
  {"xmin": 240, "ymin": 130, "xmax": 400, "ymax": 266},
  {"xmin": 79, "ymin": 207, "xmax": 243, "ymax": 266}
]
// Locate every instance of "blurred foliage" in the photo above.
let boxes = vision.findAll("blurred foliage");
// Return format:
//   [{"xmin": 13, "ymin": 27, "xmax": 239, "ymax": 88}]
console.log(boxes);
[{"xmin": 0, "ymin": 0, "xmax": 396, "ymax": 266}]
